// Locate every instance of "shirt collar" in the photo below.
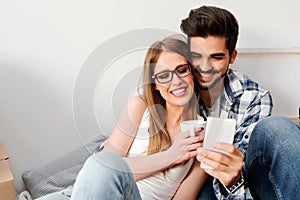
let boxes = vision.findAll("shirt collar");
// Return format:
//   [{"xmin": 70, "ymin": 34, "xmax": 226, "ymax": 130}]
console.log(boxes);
[
  {"xmin": 223, "ymin": 68, "xmax": 243, "ymax": 104},
  {"xmin": 199, "ymin": 69, "xmax": 244, "ymax": 119}
]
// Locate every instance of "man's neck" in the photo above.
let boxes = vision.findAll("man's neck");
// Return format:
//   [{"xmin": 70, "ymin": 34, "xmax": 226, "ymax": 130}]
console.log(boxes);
[{"xmin": 200, "ymin": 81, "xmax": 224, "ymax": 108}]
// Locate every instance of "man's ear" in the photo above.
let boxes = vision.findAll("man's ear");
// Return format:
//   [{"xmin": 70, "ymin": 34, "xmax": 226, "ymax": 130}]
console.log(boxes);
[{"xmin": 230, "ymin": 49, "xmax": 238, "ymax": 64}]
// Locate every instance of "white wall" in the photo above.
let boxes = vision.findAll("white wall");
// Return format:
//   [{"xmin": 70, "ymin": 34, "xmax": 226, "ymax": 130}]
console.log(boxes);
[
  {"xmin": 0, "ymin": 0, "xmax": 299, "ymax": 192},
  {"xmin": 234, "ymin": 53, "xmax": 300, "ymax": 116}
]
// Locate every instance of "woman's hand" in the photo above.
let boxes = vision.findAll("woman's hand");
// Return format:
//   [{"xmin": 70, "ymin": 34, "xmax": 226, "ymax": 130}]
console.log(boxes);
[{"xmin": 167, "ymin": 127, "xmax": 204, "ymax": 167}]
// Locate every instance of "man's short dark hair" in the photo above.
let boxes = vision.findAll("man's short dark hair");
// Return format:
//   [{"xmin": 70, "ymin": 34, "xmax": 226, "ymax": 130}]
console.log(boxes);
[{"xmin": 181, "ymin": 5, "xmax": 239, "ymax": 56}]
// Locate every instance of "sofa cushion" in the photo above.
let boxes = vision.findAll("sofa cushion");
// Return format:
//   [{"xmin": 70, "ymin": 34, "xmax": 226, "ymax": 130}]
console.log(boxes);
[{"xmin": 22, "ymin": 135, "xmax": 107, "ymax": 199}]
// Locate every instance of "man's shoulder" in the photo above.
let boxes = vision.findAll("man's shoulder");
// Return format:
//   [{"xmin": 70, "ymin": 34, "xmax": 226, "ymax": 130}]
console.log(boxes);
[
  {"xmin": 228, "ymin": 69, "xmax": 269, "ymax": 93},
  {"xmin": 223, "ymin": 70, "xmax": 273, "ymax": 122}
]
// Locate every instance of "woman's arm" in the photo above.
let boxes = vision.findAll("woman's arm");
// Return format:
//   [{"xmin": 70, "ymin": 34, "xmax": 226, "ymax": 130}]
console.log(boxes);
[
  {"xmin": 103, "ymin": 95, "xmax": 147, "ymax": 156},
  {"xmin": 172, "ymin": 160, "xmax": 207, "ymax": 200},
  {"xmin": 103, "ymin": 96, "xmax": 203, "ymax": 180},
  {"xmin": 123, "ymin": 130, "xmax": 202, "ymax": 180}
]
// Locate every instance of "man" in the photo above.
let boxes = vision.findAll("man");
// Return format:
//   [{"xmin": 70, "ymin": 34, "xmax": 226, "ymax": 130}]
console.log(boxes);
[{"xmin": 181, "ymin": 5, "xmax": 300, "ymax": 199}]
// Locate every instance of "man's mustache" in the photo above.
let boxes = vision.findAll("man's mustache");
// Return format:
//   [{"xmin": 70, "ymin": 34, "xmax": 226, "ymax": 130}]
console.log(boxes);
[{"xmin": 195, "ymin": 68, "xmax": 219, "ymax": 75}]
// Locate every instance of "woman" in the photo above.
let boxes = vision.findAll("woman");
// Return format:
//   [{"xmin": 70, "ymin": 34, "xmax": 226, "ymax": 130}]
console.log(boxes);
[{"xmin": 70, "ymin": 34, "xmax": 207, "ymax": 200}]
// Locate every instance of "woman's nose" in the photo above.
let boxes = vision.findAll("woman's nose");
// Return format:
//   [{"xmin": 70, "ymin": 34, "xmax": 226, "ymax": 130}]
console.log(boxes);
[{"xmin": 171, "ymin": 73, "xmax": 183, "ymax": 85}]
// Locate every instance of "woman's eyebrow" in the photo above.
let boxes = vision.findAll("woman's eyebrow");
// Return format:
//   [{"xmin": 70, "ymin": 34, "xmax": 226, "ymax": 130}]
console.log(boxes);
[{"xmin": 190, "ymin": 51, "xmax": 202, "ymax": 56}]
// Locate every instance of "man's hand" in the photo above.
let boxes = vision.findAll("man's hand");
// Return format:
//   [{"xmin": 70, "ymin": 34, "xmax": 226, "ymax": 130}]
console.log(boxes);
[{"xmin": 197, "ymin": 142, "xmax": 244, "ymax": 186}]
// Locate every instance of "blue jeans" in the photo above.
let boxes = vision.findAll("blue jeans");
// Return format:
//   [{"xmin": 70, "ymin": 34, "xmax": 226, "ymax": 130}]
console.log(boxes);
[
  {"xmin": 197, "ymin": 176, "xmax": 217, "ymax": 199},
  {"xmin": 245, "ymin": 116, "xmax": 300, "ymax": 199},
  {"xmin": 197, "ymin": 116, "xmax": 300, "ymax": 199},
  {"xmin": 70, "ymin": 151, "xmax": 141, "ymax": 200}
]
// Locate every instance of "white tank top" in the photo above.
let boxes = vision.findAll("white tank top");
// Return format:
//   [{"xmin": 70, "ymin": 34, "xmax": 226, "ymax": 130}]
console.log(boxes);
[{"xmin": 128, "ymin": 111, "xmax": 194, "ymax": 200}]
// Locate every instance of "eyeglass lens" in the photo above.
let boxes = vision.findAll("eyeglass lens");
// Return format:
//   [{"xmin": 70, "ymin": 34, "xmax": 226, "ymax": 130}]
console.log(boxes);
[{"xmin": 155, "ymin": 64, "xmax": 191, "ymax": 84}]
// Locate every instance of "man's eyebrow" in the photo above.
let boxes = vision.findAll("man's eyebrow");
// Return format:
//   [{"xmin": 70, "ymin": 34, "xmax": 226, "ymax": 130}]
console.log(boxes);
[
  {"xmin": 190, "ymin": 52, "xmax": 226, "ymax": 57},
  {"xmin": 210, "ymin": 53, "xmax": 226, "ymax": 57}
]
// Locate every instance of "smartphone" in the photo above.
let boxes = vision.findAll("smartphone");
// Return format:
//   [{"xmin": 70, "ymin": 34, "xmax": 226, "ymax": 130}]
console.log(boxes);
[{"xmin": 201, "ymin": 117, "xmax": 236, "ymax": 169}]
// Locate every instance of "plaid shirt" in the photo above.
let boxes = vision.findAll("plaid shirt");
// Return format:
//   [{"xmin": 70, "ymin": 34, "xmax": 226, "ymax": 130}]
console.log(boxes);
[{"xmin": 200, "ymin": 69, "xmax": 273, "ymax": 200}]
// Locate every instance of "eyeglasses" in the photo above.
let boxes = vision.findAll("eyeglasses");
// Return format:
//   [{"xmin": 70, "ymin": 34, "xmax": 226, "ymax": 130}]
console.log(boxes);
[{"xmin": 152, "ymin": 64, "xmax": 192, "ymax": 84}]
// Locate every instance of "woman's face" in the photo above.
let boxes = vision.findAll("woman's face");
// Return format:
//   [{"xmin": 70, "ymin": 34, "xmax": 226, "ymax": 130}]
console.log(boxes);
[{"xmin": 153, "ymin": 51, "xmax": 194, "ymax": 109}]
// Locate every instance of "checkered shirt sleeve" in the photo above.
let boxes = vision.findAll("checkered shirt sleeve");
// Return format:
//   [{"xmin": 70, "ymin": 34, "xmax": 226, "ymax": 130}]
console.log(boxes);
[{"xmin": 213, "ymin": 69, "xmax": 273, "ymax": 199}]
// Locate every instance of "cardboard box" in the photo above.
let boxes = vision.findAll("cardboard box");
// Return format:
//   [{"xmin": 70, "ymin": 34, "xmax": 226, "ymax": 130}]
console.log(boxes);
[
  {"xmin": 0, "ymin": 144, "xmax": 16, "ymax": 200},
  {"xmin": 290, "ymin": 117, "xmax": 299, "ymax": 125}
]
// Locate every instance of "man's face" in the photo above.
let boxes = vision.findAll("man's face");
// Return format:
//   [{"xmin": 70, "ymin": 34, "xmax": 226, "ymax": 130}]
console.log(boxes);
[{"xmin": 190, "ymin": 36, "xmax": 236, "ymax": 90}]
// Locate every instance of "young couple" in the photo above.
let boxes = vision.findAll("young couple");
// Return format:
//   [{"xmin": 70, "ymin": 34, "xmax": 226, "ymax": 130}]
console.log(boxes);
[{"xmin": 49, "ymin": 5, "xmax": 300, "ymax": 200}]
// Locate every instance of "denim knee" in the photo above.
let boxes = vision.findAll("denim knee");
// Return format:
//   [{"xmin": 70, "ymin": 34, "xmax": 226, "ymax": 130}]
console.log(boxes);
[
  {"xmin": 253, "ymin": 116, "xmax": 296, "ymax": 140},
  {"xmin": 85, "ymin": 151, "xmax": 131, "ymax": 176},
  {"xmin": 246, "ymin": 116, "xmax": 300, "ymax": 200},
  {"xmin": 71, "ymin": 152, "xmax": 139, "ymax": 199},
  {"xmin": 247, "ymin": 115, "xmax": 300, "ymax": 166},
  {"xmin": 74, "ymin": 151, "xmax": 132, "ymax": 191}
]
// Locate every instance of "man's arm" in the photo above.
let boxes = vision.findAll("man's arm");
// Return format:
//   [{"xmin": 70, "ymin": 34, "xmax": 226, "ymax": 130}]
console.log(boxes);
[
  {"xmin": 198, "ymin": 90, "xmax": 273, "ymax": 199},
  {"xmin": 235, "ymin": 91, "xmax": 273, "ymax": 155}
]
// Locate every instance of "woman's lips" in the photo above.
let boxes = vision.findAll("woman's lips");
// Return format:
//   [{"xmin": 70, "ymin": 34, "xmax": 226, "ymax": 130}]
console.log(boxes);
[{"xmin": 170, "ymin": 87, "xmax": 187, "ymax": 97}]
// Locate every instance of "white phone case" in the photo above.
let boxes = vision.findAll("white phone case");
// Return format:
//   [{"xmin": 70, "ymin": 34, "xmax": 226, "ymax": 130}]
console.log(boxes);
[{"xmin": 201, "ymin": 117, "xmax": 236, "ymax": 169}]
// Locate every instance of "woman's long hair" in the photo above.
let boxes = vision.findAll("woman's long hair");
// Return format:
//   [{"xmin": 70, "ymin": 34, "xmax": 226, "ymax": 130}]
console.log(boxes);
[{"xmin": 139, "ymin": 34, "xmax": 200, "ymax": 155}]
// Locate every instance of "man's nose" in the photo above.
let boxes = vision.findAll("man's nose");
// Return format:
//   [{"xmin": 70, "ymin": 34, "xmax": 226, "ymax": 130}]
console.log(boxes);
[{"xmin": 193, "ymin": 58, "xmax": 213, "ymax": 72}]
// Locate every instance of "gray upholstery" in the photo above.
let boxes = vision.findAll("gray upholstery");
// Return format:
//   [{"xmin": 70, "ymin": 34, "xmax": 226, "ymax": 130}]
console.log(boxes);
[{"xmin": 22, "ymin": 135, "xmax": 107, "ymax": 199}]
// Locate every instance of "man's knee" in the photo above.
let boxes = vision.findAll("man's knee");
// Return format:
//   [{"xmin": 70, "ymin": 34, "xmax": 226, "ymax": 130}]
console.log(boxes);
[
  {"xmin": 253, "ymin": 116, "xmax": 299, "ymax": 140},
  {"xmin": 249, "ymin": 116, "xmax": 300, "ymax": 157}
]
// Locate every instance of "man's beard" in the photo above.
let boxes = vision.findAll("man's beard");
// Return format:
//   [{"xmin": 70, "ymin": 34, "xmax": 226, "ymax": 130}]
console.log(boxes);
[
  {"xmin": 197, "ymin": 74, "xmax": 223, "ymax": 90},
  {"xmin": 194, "ymin": 63, "xmax": 230, "ymax": 90},
  {"xmin": 195, "ymin": 69, "xmax": 227, "ymax": 91}
]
